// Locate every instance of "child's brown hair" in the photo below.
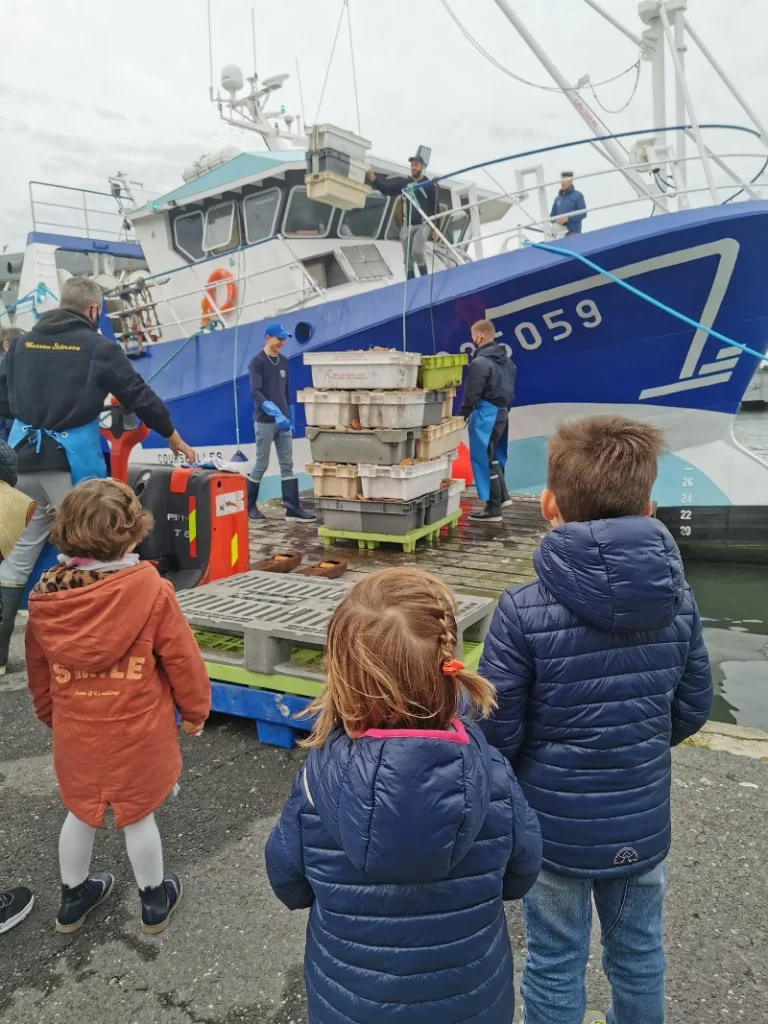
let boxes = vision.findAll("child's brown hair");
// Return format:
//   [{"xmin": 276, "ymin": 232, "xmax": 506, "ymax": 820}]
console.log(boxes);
[
  {"xmin": 547, "ymin": 414, "xmax": 665, "ymax": 523},
  {"xmin": 51, "ymin": 478, "xmax": 153, "ymax": 561},
  {"xmin": 302, "ymin": 568, "xmax": 496, "ymax": 748}
]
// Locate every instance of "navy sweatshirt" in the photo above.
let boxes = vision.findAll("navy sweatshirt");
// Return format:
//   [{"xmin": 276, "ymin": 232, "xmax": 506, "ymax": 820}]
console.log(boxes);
[
  {"xmin": 249, "ymin": 350, "xmax": 290, "ymax": 424},
  {"xmin": 0, "ymin": 309, "xmax": 174, "ymax": 474}
]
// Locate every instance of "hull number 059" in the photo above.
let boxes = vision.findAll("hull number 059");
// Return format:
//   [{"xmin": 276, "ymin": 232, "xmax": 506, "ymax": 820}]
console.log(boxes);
[{"xmin": 513, "ymin": 299, "xmax": 603, "ymax": 351}]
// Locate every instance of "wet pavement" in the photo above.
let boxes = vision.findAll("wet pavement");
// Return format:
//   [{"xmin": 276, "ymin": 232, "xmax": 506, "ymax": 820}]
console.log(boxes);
[{"xmin": 1, "ymin": 622, "xmax": 767, "ymax": 1023}]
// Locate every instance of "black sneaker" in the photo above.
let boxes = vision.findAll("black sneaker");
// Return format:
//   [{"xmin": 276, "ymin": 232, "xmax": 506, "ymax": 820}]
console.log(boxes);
[
  {"xmin": 140, "ymin": 873, "xmax": 183, "ymax": 935},
  {"xmin": 468, "ymin": 507, "xmax": 503, "ymax": 523},
  {"xmin": 56, "ymin": 872, "xmax": 114, "ymax": 934},
  {"xmin": 0, "ymin": 887, "xmax": 34, "ymax": 934}
]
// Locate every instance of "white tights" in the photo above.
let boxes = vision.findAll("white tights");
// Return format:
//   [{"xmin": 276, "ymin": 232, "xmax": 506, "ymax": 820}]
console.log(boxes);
[{"xmin": 59, "ymin": 812, "xmax": 164, "ymax": 890}]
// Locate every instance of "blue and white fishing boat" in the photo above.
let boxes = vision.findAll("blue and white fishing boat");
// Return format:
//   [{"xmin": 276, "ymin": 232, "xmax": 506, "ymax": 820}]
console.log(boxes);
[{"xmin": 4, "ymin": 0, "xmax": 768, "ymax": 556}]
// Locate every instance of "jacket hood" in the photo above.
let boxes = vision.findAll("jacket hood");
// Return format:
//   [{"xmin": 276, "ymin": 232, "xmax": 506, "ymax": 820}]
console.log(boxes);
[
  {"xmin": 34, "ymin": 309, "xmax": 95, "ymax": 336},
  {"xmin": 306, "ymin": 719, "xmax": 493, "ymax": 883},
  {"xmin": 534, "ymin": 516, "xmax": 685, "ymax": 631},
  {"xmin": 476, "ymin": 342, "xmax": 510, "ymax": 367},
  {"xmin": 28, "ymin": 563, "xmax": 163, "ymax": 671}
]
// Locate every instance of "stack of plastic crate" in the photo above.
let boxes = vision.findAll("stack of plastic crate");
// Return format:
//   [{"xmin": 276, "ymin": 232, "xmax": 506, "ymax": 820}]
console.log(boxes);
[{"xmin": 298, "ymin": 350, "xmax": 469, "ymax": 547}]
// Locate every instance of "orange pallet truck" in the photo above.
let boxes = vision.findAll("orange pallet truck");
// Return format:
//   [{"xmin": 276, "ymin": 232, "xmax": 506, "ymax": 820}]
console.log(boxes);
[{"xmin": 101, "ymin": 399, "xmax": 249, "ymax": 590}]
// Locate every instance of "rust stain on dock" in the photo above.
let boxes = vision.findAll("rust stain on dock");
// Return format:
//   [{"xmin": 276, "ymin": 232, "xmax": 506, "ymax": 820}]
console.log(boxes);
[{"xmin": 249, "ymin": 493, "xmax": 547, "ymax": 600}]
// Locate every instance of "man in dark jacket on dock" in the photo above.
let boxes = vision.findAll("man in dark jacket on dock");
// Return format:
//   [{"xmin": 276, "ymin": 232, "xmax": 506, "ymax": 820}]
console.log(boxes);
[
  {"xmin": 479, "ymin": 415, "xmax": 713, "ymax": 1024},
  {"xmin": 0, "ymin": 275, "xmax": 195, "ymax": 674},
  {"xmin": 367, "ymin": 156, "xmax": 439, "ymax": 279},
  {"xmin": 460, "ymin": 319, "xmax": 516, "ymax": 522},
  {"xmin": 246, "ymin": 322, "xmax": 315, "ymax": 524}
]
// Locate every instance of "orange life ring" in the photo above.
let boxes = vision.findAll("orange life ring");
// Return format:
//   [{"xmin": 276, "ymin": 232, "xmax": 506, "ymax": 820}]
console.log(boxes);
[{"xmin": 201, "ymin": 268, "xmax": 237, "ymax": 325}]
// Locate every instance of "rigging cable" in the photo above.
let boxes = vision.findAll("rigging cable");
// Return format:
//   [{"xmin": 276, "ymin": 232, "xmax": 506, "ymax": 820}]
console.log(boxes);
[
  {"xmin": 723, "ymin": 153, "xmax": 768, "ymax": 204},
  {"xmin": 589, "ymin": 61, "xmax": 642, "ymax": 115},
  {"xmin": 314, "ymin": 0, "xmax": 348, "ymax": 124},
  {"xmin": 438, "ymin": 0, "xmax": 641, "ymax": 95},
  {"xmin": 346, "ymin": 0, "xmax": 362, "ymax": 137}
]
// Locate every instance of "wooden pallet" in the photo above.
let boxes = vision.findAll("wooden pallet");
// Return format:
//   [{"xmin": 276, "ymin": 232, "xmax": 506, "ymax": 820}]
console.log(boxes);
[{"xmin": 318, "ymin": 510, "xmax": 462, "ymax": 554}]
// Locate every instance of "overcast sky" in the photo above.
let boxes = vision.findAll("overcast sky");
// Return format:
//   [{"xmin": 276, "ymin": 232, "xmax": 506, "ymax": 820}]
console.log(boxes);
[{"xmin": 1, "ymin": 0, "xmax": 765, "ymax": 250}]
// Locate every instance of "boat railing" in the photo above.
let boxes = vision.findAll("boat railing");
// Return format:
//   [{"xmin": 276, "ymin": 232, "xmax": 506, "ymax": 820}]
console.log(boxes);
[
  {"xmin": 104, "ymin": 235, "xmax": 327, "ymax": 343},
  {"xmin": 405, "ymin": 123, "xmax": 768, "ymax": 258},
  {"xmin": 28, "ymin": 181, "xmax": 137, "ymax": 242}
]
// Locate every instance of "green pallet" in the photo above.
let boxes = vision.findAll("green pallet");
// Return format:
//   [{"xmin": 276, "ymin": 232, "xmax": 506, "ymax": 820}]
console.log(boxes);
[
  {"xmin": 318, "ymin": 509, "xmax": 461, "ymax": 554},
  {"xmin": 418, "ymin": 354, "xmax": 468, "ymax": 390},
  {"xmin": 193, "ymin": 634, "xmax": 483, "ymax": 697}
]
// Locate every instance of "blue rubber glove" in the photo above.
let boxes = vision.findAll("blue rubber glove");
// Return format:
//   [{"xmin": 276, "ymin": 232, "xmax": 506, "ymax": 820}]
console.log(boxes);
[
  {"xmin": 261, "ymin": 400, "xmax": 282, "ymax": 421},
  {"xmin": 276, "ymin": 414, "xmax": 292, "ymax": 433}
]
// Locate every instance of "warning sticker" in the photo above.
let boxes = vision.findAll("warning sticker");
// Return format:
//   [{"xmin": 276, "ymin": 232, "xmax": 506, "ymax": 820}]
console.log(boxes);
[{"xmin": 216, "ymin": 492, "xmax": 245, "ymax": 517}]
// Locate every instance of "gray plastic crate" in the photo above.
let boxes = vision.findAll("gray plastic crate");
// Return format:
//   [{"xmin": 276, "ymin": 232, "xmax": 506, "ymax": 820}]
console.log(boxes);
[
  {"xmin": 424, "ymin": 488, "xmax": 450, "ymax": 526},
  {"xmin": 306, "ymin": 426, "xmax": 421, "ymax": 466},
  {"xmin": 316, "ymin": 495, "xmax": 426, "ymax": 535},
  {"xmin": 179, "ymin": 569, "xmax": 495, "ymax": 681}
]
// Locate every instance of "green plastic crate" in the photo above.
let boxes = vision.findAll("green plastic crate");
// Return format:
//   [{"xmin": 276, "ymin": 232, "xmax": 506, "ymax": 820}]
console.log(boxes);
[{"xmin": 418, "ymin": 354, "xmax": 468, "ymax": 390}]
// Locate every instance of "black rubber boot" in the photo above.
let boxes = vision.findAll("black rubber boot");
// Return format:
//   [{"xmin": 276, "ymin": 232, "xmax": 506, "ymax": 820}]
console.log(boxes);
[
  {"xmin": 0, "ymin": 586, "xmax": 24, "ymax": 676},
  {"xmin": 469, "ymin": 470, "xmax": 503, "ymax": 523},
  {"xmin": 493, "ymin": 461, "xmax": 513, "ymax": 509},
  {"xmin": 140, "ymin": 873, "xmax": 183, "ymax": 935},
  {"xmin": 246, "ymin": 479, "xmax": 265, "ymax": 522},
  {"xmin": 281, "ymin": 479, "xmax": 317, "ymax": 523},
  {"xmin": 56, "ymin": 872, "xmax": 114, "ymax": 934}
]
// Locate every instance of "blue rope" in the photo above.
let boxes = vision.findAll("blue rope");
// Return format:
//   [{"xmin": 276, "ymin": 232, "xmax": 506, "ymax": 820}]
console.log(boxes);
[
  {"xmin": 523, "ymin": 240, "xmax": 768, "ymax": 365},
  {"xmin": 0, "ymin": 283, "xmax": 59, "ymax": 322}
]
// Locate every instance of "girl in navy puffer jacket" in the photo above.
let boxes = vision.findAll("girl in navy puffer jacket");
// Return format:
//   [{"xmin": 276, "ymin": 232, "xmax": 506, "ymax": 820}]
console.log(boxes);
[{"xmin": 265, "ymin": 568, "xmax": 542, "ymax": 1024}]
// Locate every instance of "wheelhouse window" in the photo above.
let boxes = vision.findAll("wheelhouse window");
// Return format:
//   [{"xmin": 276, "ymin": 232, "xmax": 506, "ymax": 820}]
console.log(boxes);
[
  {"xmin": 203, "ymin": 201, "xmax": 240, "ymax": 254},
  {"xmin": 338, "ymin": 195, "xmax": 389, "ymax": 239},
  {"xmin": 440, "ymin": 210, "xmax": 470, "ymax": 246},
  {"xmin": 173, "ymin": 211, "xmax": 205, "ymax": 261},
  {"xmin": 243, "ymin": 189, "xmax": 280, "ymax": 244},
  {"xmin": 283, "ymin": 187, "xmax": 331, "ymax": 238}
]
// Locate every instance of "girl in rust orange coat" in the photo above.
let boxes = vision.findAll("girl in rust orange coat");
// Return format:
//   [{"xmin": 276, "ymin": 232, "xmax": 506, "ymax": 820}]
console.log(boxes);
[{"xmin": 26, "ymin": 479, "xmax": 210, "ymax": 935}]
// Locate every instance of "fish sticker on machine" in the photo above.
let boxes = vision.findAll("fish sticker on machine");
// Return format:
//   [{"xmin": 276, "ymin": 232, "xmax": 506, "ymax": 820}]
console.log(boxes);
[{"xmin": 216, "ymin": 492, "xmax": 245, "ymax": 517}]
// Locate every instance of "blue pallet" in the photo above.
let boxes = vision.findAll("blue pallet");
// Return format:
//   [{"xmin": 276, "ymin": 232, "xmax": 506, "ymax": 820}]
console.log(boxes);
[{"xmin": 210, "ymin": 679, "xmax": 315, "ymax": 749}]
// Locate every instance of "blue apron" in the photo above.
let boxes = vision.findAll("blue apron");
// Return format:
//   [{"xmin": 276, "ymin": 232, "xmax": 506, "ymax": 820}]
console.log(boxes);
[
  {"xmin": 467, "ymin": 400, "xmax": 502, "ymax": 503},
  {"xmin": 9, "ymin": 418, "xmax": 107, "ymax": 486}
]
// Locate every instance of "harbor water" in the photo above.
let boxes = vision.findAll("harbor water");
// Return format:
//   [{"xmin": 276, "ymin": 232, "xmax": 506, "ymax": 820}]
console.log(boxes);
[{"xmin": 694, "ymin": 409, "xmax": 768, "ymax": 730}]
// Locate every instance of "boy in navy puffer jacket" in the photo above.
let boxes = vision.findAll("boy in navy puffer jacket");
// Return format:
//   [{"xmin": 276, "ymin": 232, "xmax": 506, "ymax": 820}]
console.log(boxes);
[
  {"xmin": 479, "ymin": 415, "xmax": 712, "ymax": 1024},
  {"xmin": 265, "ymin": 568, "xmax": 542, "ymax": 1024}
]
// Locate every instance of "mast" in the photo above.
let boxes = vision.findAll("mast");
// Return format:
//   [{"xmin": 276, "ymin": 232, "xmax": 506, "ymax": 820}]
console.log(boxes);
[{"xmin": 489, "ymin": 0, "xmax": 665, "ymax": 210}]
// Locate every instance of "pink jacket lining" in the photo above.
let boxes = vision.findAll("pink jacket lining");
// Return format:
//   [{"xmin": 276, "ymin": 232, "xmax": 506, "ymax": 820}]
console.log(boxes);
[{"xmin": 357, "ymin": 719, "xmax": 470, "ymax": 745}]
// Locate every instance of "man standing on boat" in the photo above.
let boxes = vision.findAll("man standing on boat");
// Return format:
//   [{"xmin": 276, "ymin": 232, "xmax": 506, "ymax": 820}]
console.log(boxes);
[
  {"xmin": 460, "ymin": 320, "xmax": 516, "ymax": 523},
  {"xmin": 0, "ymin": 276, "xmax": 196, "ymax": 675},
  {"xmin": 246, "ymin": 323, "xmax": 316, "ymax": 524},
  {"xmin": 550, "ymin": 171, "xmax": 587, "ymax": 236},
  {"xmin": 366, "ymin": 156, "xmax": 439, "ymax": 279}
]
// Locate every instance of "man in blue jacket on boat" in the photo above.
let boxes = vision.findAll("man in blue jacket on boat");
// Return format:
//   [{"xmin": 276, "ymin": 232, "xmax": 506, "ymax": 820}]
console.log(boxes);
[
  {"xmin": 551, "ymin": 171, "xmax": 587, "ymax": 235},
  {"xmin": 479, "ymin": 414, "xmax": 713, "ymax": 1024}
]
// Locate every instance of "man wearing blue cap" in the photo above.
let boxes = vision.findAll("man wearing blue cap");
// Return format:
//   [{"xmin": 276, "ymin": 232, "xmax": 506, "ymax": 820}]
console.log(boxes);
[{"xmin": 247, "ymin": 323, "xmax": 316, "ymax": 523}]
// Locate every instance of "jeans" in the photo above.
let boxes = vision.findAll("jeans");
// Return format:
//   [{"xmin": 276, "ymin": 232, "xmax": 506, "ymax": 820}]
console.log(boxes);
[
  {"xmin": 400, "ymin": 224, "xmax": 429, "ymax": 278},
  {"xmin": 522, "ymin": 863, "xmax": 667, "ymax": 1024},
  {"xmin": 248, "ymin": 420, "xmax": 295, "ymax": 483},
  {"xmin": 0, "ymin": 471, "xmax": 73, "ymax": 588}
]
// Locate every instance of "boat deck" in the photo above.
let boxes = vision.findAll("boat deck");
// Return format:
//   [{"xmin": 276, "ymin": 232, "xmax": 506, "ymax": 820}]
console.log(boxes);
[{"xmin": 249, "ymin": 492, "xmax": 547, "ymax": 600}]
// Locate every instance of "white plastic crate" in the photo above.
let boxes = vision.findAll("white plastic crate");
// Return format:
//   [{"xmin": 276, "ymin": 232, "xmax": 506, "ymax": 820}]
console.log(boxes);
[
  {"xmin": 306, "ymin": 463, "xmax": 361, "ymax": 499},
  {"xmin": 415, "ymin": 417, "xmax": 466, "ymax": 460},
  {"xmin": 354, "ymin": 390, "xmax": 443, "ymax": 429},
  {"xmin": 357, "ymin": 454, "xmax": 454, "ymax": 501},
  {"xmin": 298, "ymin": 390, "xmax": 359, "ymax": 428},
  {"xmin": 308, "ymin": 124, "xmax": 372, "ymax": 163},
  {"xmin": 303, "ymin": 351, "xmax": 421, "ymax": 390},
  {"xmin": 445, "ymin": 479, "xmax": 465, "ymax": 516}
]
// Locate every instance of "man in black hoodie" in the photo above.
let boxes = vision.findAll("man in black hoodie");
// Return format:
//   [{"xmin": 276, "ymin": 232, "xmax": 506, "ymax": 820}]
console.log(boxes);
[
  {"xmin": 460, "ymin": 319, "xmax": 516, "ymax": 523},
  {"xmin": 367, "ymin": 156, "xmax": 439, "ymax": 279},
  {"xmin": 0, "ymin": 275, "xmax": 195, "ymax": 673}
]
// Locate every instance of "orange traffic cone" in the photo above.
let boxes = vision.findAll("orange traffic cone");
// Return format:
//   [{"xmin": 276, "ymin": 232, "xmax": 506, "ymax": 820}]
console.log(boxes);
[{"xmin": 452, "ymin": 442, "xmax": 474, "ymax": 486}]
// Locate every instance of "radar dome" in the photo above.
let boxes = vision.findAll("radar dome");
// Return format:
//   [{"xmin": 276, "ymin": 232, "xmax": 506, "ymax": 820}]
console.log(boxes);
[{"xmin": 221, "ymin": 64, "xmax": 244, "ymax": 95}]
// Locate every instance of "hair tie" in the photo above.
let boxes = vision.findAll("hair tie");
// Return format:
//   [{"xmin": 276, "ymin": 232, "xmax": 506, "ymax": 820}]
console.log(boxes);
[{"xmin": 441, "ymin": 659, "xmax": 464, "ymax": 676}]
